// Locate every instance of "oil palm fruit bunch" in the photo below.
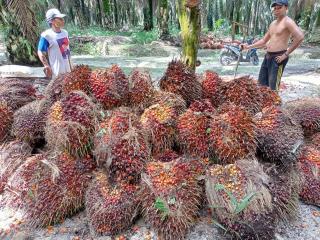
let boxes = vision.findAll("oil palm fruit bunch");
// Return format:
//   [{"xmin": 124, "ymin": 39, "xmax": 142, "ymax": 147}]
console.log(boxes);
[
  {"xmin": 140, "ymin": 159, "xmax": 202, "ymax": 240},
  {"xmin": 160, "ymin": 59, "xmax": 201, "ymax": 106},
  {"xmin": 284, "ymin": 97, "xmax": 320, "ymax": 136},
  {"xmin": 90, "ymin": 65, "xmax": 129, "ymax": 109},
  {"xmin": 200, "ymin": 70, "xmax": 222, "ymax": 105},
  {"xmin": 264, "ymin": 163, "xmax": 301, "ymax": 221},
  {"xmin": 141, "ymin": 103, "xmax": 178, "ymax": 155},
  {"xmin": 177, "ymin": 99, "xmax": 216, "ymax": 157},
  {"xmin": 45, "ymin": 91, "xmax": 96, "ymax": 157},
  {"xmin": 254, "ymin": 106, "xmax": 304, "ymax": 165},
  {"xmin": 208, "ymin": 104, "xmax": 257, "ymax": 164},
  {"xmin": 1, "ymin": 152, "xmax": 92, "ymax": 227},
  {"xmin": 206, "ymin": 159, "xmax": 275, "ymax": 239},
  {"xmin": 154, "ymin": 149, "xmax": 180, "ymax": 163},
  {"xmin": 128, "ymin": 68, "xmax": 154, "ymax": 108},
  {"xmin": 11, "ymin": 99, "xmax": 50, "ymax": 145},
  {"xmin": 62, "ymin": 65, "xmax": 91, "ymax": 94},
  {"xmin": 0, "ymin": 100, "xmax": 13, "ymax": 143},
  {"xmin": 259, "ymin": 86, "xmax": 282, "ymax": 109},
  {"xmin": 311, "ymin": 132, "xmax": 320, "ymax": 148},
  {"xmin": 219, "ymin": 76, "xmax": 263, "ymax": 115},
  {"xmin": 0, "ymin": 140, "xmax": 32, "ymax": 193},
  {"xmin": 298, "ymin": 144, "xmax": 320, "ymax": 206},
  {"xmin": 86, "ymin": 171, "xmax": 140, "ymax": 235},
  {"xmin": 151, "ymin": 90, "xmax": 187, "ymax": 115},
  {"xmin": 0, "ymin": 78, "xmax": 36, "ymax": 110},
  {"xmin": 44, "ymin": 74, "xmax": 65, "ymax": 103}
]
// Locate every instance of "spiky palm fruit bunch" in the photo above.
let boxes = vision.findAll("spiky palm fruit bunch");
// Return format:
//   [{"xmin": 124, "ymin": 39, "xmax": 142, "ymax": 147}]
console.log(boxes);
[
  {"xmin": 44, "ymin": 74, "xmax": 65, "ymax": 103},
  {"xmin": 140, "ymin": 159, "xmax": 202, "ymax": 240},
  {"xmin": 206, "ymin": 159, "xmax": 275, "ymax": 239},
  {"xmin": 0, "ymin": 141, "xmax": 32, "ymax": 193},
  {"xmin": 89, "ymin": 65, "xmax": 129, "ymax": 109},
  {"xmin": 128, "ymin": 68, "xmax": 154, "ymax": 108},
  {"xmin": 154, "ymin": 150, "xmax": 180, "ymax": 163},
  {"xmin": 11, "ymin": 99, "xmax": 50, "ymax": 144},
  {"xmin": 62, "ymin": 65, "xmax": 91, "ymax": 94},
  {"xmin": 298, "ymin": 144, "xmax": 320, "ymax": 206},
  {"xmin": 86, "ymin": 171, "xmax": 140, "ymax": 235},
  {"xmin": 160, "ymin": 59, "xmax": 202, "ymax": 106},
  {"xmin": 254, "ymin": 106, "xmax": 304, "ymax": 165},
  {"xmin": 177, "ymin": 99, "xmax": 216, "ymax": 157},
  {"xmin": 208, "ymin": 104, "xmax": 257, "ymax": 164},
  {"xmin": 151, "ymin": 90, "xmax": 187, "ymax": 115},
  {"xmin": 311, "ymin": 132, "xmax": 320, "ymax": 149},
  {"xmin": 45, "ymin": 91, "xmax": 96, "ymax": 157},
  {"xmin": 284, "ymin": 97, "xmax": 320, "ymax": 136},
  {"xmin": 219, "ymin": 76, "xmax": 263, "ymax": 115},
  {"xmin": 259, "ymin": 86, "xmax": 282, "ymax": 109},
  {"xmin": 200, "ymin": 70, "xmax": 222, "ymax": 104},
  {"xmin": 0, "ymin": 100, "xmax": 13, "ymax": 143},
  {"xmin": 1, "ymin": 152, "xmax": 92, "ymax": 227},
  {"xmin": 264, "ymin": 163, "xmax": 301, "ymax": 221},
  {"xmin": 141, "ymin": 103, "xmax": 178, "ymax": 155},
  {"xmin": 0, "ymin": 78, "xmax": 36, "ymax": 110}
]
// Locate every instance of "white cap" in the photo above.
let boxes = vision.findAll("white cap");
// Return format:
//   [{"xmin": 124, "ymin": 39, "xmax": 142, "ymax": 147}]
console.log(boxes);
[{"xmin": 46, "ymin": 8, "xmax": 66, "ymax": 22}]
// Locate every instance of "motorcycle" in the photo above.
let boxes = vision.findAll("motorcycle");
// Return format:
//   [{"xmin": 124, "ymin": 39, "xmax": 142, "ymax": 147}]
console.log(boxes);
[{"xmin": 219, "ymin": 38, "xmax": 259, "ymax": 66}]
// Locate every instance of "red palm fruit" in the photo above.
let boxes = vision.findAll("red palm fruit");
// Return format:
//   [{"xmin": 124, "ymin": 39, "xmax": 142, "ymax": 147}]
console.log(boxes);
[
  {"xmin": 206, "ymin": 160, "xmax": 275, "ymax": 239},
  {"xmin": 128, "ymin": 68, "xmax": 154, "ymax": 108},
  {"xmin": 0, "ymin": 141, "xmax": 32, "ymax": 193},
  {"xmin": 141, "ymin": 103, "xmax": 178, "ymax": 155},
  {"xmin": 1, "ymin": 152, "xmax": 92, "ymax": 227},
  {"xmin": 11, "ymin": 99, "xmax": 50, "ymax": 144},
  {"xmin": 254, "ymin": 106, "xmax": 304, "ymax": 165},
  {"xmin": 298, "ymin": 144, "xmax": 320, "ymax": 206},
  {"xmin": 219, "ymin": 76, "xmax": 263, "ymax": 115},
  {"xmin": 285, "ymin": 97, "xmax": 320, "ymax": 136},
  {"xmin": 151, "ymin": 90, "xmax": 187, "ymax": 115},
  {"xmin": 177, "ymin": 99, "xmax": 216, "ymax": 157},
  {"xmin": 208, "ymin": 104, "xmax": 257, "ymax": 164},
  {"xmin": 140, "ymin": 159, "xmax": 202, "ymax": 240},
  {"xmin": 62, "ymin": 65, "xmax": 91, "ymax": 94},
  {"xmin": 200, "ymin": 70, "xmax": 222, "ymax": 104},
  {"xmin": 160, "ymin": 59, "xmax": 202, "ymax": 106},
  {"xmin": 89, "ymin": 65, "xmax": 129, "ymax": 109},
  {"xmin": 86, "ymin": 171, "xmax": 140, "ymax": 235},
  {"xmin": 45, "ymin": 91, "xmax": 96, "ymax": 157},
  {"xmin": 259, "ymin": 85, "xmax": 282, "ymax": 109},
  {"xmin": 0, "ymin": 100, "xmax": 13, "ymax": 143},
  {"xmin": 154, "ymin": 149, "xmax": 180, "ymax": 163}
]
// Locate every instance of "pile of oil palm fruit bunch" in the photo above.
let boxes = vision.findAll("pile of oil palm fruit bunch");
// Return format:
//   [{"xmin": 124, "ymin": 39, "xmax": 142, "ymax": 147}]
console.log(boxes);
[{"xmin": 0, "ymin": 59, "xmax": 319, "ymax": 240}]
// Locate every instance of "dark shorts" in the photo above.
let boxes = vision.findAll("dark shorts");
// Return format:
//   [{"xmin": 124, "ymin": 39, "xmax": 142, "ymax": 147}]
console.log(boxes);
[{"xmin": 258, "ymin": 50, "xmax": 289, "ymax": 91}]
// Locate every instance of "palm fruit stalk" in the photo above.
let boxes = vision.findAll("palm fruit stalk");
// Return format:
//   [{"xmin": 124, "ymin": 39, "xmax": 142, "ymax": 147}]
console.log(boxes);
[
  {"xmin": 150, "ymin": 90, "xmax": 187, "ymax": 115},
  {"xmin": 140, "ymin": 159, "xmax": 202, "ymax": 240},
  {"xmin": 0, "ymin": 100, "xmax": 13, "ymax": 143},
  {"xmin": 206, "ymin": 159, "xmax": 275, "ymax": 239},
  {"xmin": 128, "ymin": 68, "xmax": 154, "ymax": 109},
  {"xmin": 45, "ymin": 91, "xmax": 96, "ymax": 157},
  {"xmin": 160, "ymin": 59, "xmax": 202, "ymax": 106},
  {"xmin": 285, "ymin": 97, "xmax": 320, "ymax": 136},
  {"xmin": 254, "ymin": 106, "xmax": 304, "ymax": 165},
  {"xmin": 62, "ymin": 65, "xmax": 91, "ymax": 94},
  {"xmin": 200, "ymin": 70, "xmax": 222, "ymax": 106},
  {"xmin": 89, "ymin": 65, "xmax": 129, "ymax": 109},
  {"xmin": 11, "ymin": 99, "xmax": 50, "ymax": 145},
  {"xmin": 219, "ymin": 76, "xmax": 263, "ymax": 115},
  {"xmin": 264, "ymin": 163, "xmax": 301, "ymax": 221},
  {"xmin": 177, "ymin": 99, "xmax": 216, "ymax": 157},
  {"xmin": 1, "ymin": 152, "xmax": 92, "ymax": 227},
  {"xmin": 141, "ymin": 103, "xmax": 178, "ymax": 155},
  {"xmin": 0, "ymin": 140, "xmax": 32, "ymax": 193},
  {"xmin": 0, "ymin": 78, "xmax": 36, "ymax": 110},
  {"xmin": 208, "ymin": 104, "xmax": 257, "ymax": 164},
  {"xmin": 86, "ymin": 171, "xmax": 140, "ymax": 235},
  {"xmin": 298, "ymin": 144, "xmax": 320, "ymax": 206}
]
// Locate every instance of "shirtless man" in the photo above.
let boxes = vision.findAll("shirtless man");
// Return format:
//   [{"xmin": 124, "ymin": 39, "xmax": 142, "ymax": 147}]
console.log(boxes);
[{"xmin": 241, "ymin": 0, "xmax": 304, "ymax": 91}]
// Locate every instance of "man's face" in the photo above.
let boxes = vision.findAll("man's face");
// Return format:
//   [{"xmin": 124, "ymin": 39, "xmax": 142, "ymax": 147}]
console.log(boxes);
[
  {"xmin": 272, "ymin": 4, "xmax": 288, "ymax": 18},
  {"xmin": 52, "ymin": 17, "xmax": 65, "ymax": 28}
]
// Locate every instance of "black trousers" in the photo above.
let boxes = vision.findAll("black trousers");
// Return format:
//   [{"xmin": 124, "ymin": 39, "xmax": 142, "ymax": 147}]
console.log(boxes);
[{"xmin": 258, "ymin": 50, "xmax": 289, "ymax": 91}]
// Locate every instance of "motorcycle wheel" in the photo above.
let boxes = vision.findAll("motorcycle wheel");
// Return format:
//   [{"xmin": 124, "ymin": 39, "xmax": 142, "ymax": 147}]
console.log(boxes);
[
  {"xmin": 250, "ymin": 55, "xmax": 259, "ymax": 65},
  {"xmin": 220, "ymin": 51, "xmax": 233, "ymax": 66}
]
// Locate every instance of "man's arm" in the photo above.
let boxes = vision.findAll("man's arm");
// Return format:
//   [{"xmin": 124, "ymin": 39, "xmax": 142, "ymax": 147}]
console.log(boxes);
[
  {"xmin": 285, "ymin": 18, "xmax": 304, "ymax": 55},
  {"xmin": 38, "ymin": 50, "xmax": 52, "ymax": 78},
  {"xmin": 246, "ymin": 31, "xmax": 271, "ymax": 49}
]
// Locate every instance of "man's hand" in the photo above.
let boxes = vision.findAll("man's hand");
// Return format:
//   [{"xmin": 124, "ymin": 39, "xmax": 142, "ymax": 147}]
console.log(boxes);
[
  {"xmin": 43, "ymin": 65, "xmax": 52, "ymax": 78},
  {"xmin": 240, "ymin": 43, "xmax": 249, "ymax": 51},
  {"xmin": 275, "ymin": 54, "xmax": 288, "ymax": 64}
]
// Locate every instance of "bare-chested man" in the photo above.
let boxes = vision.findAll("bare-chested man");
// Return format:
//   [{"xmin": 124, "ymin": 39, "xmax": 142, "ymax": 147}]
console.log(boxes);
[{"xmin": 241, "ymin": 0, "xmax": 304, "ymax": 91}]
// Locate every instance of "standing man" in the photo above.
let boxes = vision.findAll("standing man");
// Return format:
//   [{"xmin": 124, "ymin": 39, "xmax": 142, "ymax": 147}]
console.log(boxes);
[
  {"xmin": 241, "ymin": 0, "xmax": 304, "ymax": 91},
  {"xmin": 38, "ymin": 8, "xmax": 72, "ymax": 79}
]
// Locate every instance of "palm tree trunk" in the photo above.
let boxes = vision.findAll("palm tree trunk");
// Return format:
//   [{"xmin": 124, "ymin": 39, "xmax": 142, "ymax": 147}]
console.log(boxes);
[{"xmin": 159, "ymin": 0, "xmax": 170, "ymax": 39}]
